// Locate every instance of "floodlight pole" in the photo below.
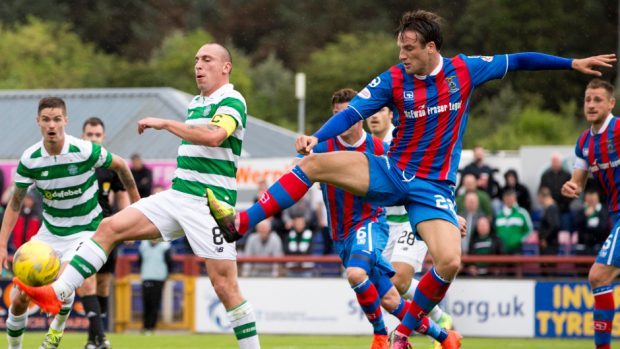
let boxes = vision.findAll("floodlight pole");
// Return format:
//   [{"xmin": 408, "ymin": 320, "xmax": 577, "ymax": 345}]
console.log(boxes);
[{"xmin": 295, "ymin": 72, "xmax": 306, "ymax": 134}]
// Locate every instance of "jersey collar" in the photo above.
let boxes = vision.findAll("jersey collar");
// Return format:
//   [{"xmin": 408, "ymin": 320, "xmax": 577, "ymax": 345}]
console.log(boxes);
[
  {"xmin": 40, "ymin": 134, "xmax": 71, "ymax": 157},
  {"xmin": 337, "ymin": 131, "xmax": 367, "ymax": 148},
  {"xmin": 590, "ymin": 113, "xmax": 614, "ymax": 135},
  {"xmin": 202, "ymin": 83, "xmax": 233, "ymax": 100},
  {"xmin": 414, "ymin": 56, "xmax": 443, "ymax": 80}
]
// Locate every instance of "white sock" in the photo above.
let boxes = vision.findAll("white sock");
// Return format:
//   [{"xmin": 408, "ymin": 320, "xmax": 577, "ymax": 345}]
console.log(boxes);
[
  {"xmin": 49, "ymin": 292, "xmax": 74, "ymax": 332},
  {"xmin": 7, "ymin": 307, "xmax": 28, "ymax": 349},
  {"xmin": 53, "ymin": 239, "xmax": 107, "ymax": 300},
  {"xmin": 429, "ymin": 304, "xmax": 443, "ymax": 322},
  {"xmin": 403, "ymin": 278, "xmax": 419, "ymax": 300},
  {"xmin": 227, "ymin": 301, "xmax": 260, "ymax": 349}
]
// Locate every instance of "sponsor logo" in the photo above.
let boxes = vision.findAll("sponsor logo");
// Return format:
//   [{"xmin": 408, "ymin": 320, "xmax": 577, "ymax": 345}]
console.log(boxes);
[
  {"xmin": 594, "ymin": 321, "xmax": 609, "ymax": 331},
  {"xmin": 468, "ymin": 55, "xmax": 494, "ymax": 62},
  {"xmin": 41, "ymin": 171, "xmax": 49, "ymax": 177},
  {"xmin": 358, "ymin": 88, "xmax": 371, "ymax": 99},
  {"xmin": 404, "ymin": 102, "xmax": 462, "ymax": 119},
  {"xmin": 216, "ymin": 247, "xmax": 224, "ymax": 253},
  {"xmin": 259, "ymin": 192, "xmax": 270, "ymax": 204},
  {"xmin": 403, "ymin": 91, "xmax": 414, "ymax": 101},
  {"xmin": 202, "ymin": 105, "xmax": 212, "ymax": 116},
  {"xmin": 43, "ymin": 187, "xmax": 83, "ymax": 200},
  {"xmin": 368, "ymin": 77, "xmax": 381, "ymax": 88},
  {"xmin": 208, "ymin": 297, "xmax": 232, "ymax": 331}
]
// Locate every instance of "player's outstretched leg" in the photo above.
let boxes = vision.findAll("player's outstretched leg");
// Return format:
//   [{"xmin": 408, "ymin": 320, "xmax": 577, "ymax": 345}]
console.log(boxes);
[
  {"xmin": 207, "ymin": 165, "xmax": 313, "ymax": 242},
  {"xmin": 13, "ymin": 238, "xmax": 109, "ymax": 315}
]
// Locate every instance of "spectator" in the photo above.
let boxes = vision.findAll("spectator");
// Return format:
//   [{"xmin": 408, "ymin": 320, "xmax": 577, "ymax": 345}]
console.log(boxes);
[
  {"xmin": 9, "ymin": 193, "xmax": 41, "ymax": 253},
  {"xmin": 501, "ymin": 169, "xmax": 532, "ymax": 214},
  {"xmin": 282, "ymin": 193, "xmax": 315, "ymax": 231},
  {"xmin": 138, "ymin": 240, "xmax": 172, "ymax": 335},
  {"xmin": 242, "ymin": 219, "xmax": 284, "ymax": 277},
  {"xmin": 131, "ymin": 153, "xmax": 153, "ymax": 198},
  {"xmin": 495, "ymin": 188, "xmax": 533, "ymax": 254},
  {"xmin": 573, "ymin": 188, "xmax": 610, "ymax": 255},
  {"xmin": 539, "ymin": 152, "xmax": 573, "ymax": 230},
  {"xmin": 467, "ymin": 216, "xmax": 502, "ymax": 276},
  {"xmin": 457, "ymin": 191, "xmax": 485, "ymax": 254},
  {"xmin": 283, "ymin": 216, "xmax": 314, "ymax": 275},
  {"xmin": 461, "ymin": 145, "xmax": 499, "ymax": 199},
  {"xmin": 537, "ymin": 186, "xmax": 561, "ymax": 255},
  {"xmin": 310, "ymin": 184, "xmax": 332, "ymax": 255},
  {"xmin": 456, "ymin": 173, "xmax": 493, "ymax": 218}
]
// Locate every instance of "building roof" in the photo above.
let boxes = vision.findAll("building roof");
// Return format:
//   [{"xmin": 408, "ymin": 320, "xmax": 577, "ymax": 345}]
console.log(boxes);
[{"xmin": 0, "ymin": 88, "xmax": 299, "ymax": 159}]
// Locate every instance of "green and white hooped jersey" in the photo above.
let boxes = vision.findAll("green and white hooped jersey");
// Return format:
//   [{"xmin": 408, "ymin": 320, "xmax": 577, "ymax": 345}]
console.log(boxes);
[
  {"xmin": 171, "ymin": 83, "xmax": 247, "ymax": 206},
  {"xmin": 14, "ymin": 135, "xmax": 112, "ymax": 237}
]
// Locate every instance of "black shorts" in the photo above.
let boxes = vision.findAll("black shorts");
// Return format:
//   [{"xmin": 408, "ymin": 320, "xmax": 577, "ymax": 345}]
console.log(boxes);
[{"xmin": 98, "ymin": 247, "xmax": 118, "ymax": 274}]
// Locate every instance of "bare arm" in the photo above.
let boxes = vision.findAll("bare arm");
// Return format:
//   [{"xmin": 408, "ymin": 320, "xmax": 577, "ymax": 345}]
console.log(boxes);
[
  {"xmin": 108, "ymin": 154, "xmax": 140, "ymax": 204},
  {"xmin": 561, "ymin": 169, "xmax": 588, "ymax": 199},
  {"xmin": 114, "ymin": 191, "xmax": 130, "ymax": 210},
  {"xmin": 0, "ymin": 185, "xmax": 27, "ymax": 269},
  {"xmin": 137, "ymin": 117, "xmax": 229, "ymax": 147}
]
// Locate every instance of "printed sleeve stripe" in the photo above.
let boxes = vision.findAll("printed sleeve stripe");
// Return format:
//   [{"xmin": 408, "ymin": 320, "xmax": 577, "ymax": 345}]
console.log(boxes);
[
  {"xmin": 347, "ymin": 105, "xmax": 365, "ymax": 120},
  {"xmin": 502, "ymin": 54, "xmax": 509, "ymax": 79},
  {"xmin": 574, "ymin": 157, "xmax": 588, "ymax": 170}
]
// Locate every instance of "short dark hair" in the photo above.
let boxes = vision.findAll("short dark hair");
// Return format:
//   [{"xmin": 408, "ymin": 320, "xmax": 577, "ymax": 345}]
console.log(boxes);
[
  {"xmin": 82, "ymin": 117, "xmax": 105, "ymax": 132},
  {"xmin": 396, "ymin": 10, "xmax": 444, "ymax": 50},
  {"xmin": 586, "ymin": 78, "xmax": 614, "ymax": 97},
  {"xmin": 38, "ymin": 97, "xmax": 66, "ymax": 115},
  {"xmin": 331, "ymin": 88, "xmax": 357, "ymax": 106}
]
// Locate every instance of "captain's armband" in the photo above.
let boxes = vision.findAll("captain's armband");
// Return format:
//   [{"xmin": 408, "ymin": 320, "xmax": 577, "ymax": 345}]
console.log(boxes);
[{"xmin": 209, "ymin": 114, "xmax": 237, "ymax": 137}]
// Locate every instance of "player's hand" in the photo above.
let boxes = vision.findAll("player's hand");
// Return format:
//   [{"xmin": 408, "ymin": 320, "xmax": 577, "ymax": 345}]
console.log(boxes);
[
  {"xmin": 572, "ymin": 54, "xmax": 616, "ymax": 76},
  {"xmin": 138, "ymin": 117, "xmax": 168, "ymax": 134},
  {"xmin": 561, "ymin": 180, "xmax": 581, "ymax": 198},
  {"xmin": 0, "ymin": 246, "xmax": 8, "ymax": 270},
  {"xmin": 457, "ymin": 215, "xmax": 467, "ymax": 238},
  {"xmin": 295, "ymin": 135, "xmax": 318, "ymax": 155}
]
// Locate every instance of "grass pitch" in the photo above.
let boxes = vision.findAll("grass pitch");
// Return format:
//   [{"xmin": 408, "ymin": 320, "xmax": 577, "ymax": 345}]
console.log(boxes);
[{"xmin": 22, "ymin": 332, "xmax": 590, "ymax": 348}]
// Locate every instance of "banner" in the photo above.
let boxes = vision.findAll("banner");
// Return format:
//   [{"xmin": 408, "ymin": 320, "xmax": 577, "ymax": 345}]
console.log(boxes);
[
  {"xmin": 444, "ymin": 279, "xmax": 535, "ymax": 337},
  {"xmin": 0, "ymin": 279, "xmax": 88, "ymax": 331},
  {"xmin": 194, "ymin": 277, "xmax": 399, "ymax": 335},
  {"xmin": 535, "ymin": 281, "xmax": 620, "ymax": 338}
]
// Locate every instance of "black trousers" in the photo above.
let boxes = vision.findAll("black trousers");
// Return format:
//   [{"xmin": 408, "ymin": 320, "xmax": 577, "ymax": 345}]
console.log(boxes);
[{"xmin": 142, "ymin": 280, "xmax": 165, "ymax": 330}]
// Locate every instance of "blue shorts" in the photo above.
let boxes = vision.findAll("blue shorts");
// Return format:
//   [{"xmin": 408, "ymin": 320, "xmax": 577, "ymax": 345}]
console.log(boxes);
[
  {"xmin": 364, "ymin": 154, "xmax": 459, "ymax": 232},
  {"xmin": 596, "ymin": 211, "xmax": 620, "ymax": 267},
  {"xmin": 334, "ymin": 219, "xmax": 395, "ymax": 296}
]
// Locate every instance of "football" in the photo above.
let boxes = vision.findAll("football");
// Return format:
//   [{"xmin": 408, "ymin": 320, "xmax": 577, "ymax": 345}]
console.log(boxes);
[{"xmin": 12, "ymin": 240, "xmax": 60, "ymax": 287}]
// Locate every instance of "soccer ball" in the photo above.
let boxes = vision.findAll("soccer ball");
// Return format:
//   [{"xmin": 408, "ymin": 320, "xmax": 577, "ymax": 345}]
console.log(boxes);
[{"xmin": 12, "ymin": 241, "xmax": 60, "ymax": 286}]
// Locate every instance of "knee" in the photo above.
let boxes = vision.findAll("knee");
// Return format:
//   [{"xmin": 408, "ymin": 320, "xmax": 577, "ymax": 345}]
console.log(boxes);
[
  {"xmin": 435, "ymin": 255, "xmax": 461, "ymax": 279},
  {"xmin": 346, "ymin": 267, "xmax": 368, "ymax": 286},
  {"xmin": 78, "ymin": 276, "xmax": 97, "ymax": 296},
  {"xmin": 10, "ymin": 292, "xmax": 29, "ymax": 313},
  {"xmin": 298, "ymin": 154, "xmax": 320, "ymax": 180},
  {"xmin": 589, "ymin": 267, "xmax": 613, "ymax": 289},
  {"xmin": 95, "ymin": 218, "xmax": 122, "ymax": 244},
  {"xmin": 390, "ymin": 273, "xmax": 410, "ymax": 295}
]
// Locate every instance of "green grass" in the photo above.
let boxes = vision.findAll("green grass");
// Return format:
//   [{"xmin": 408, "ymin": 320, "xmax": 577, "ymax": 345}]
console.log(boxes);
[{"xmin": 21, "ymin": 332, "xmax": 591, "ymax": 348}]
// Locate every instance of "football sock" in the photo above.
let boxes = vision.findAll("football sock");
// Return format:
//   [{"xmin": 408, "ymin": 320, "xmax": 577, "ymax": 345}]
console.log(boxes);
[
  {"xmin": 353, "ymin": 279, "xmax": 387, "ymax": 335},
  {"xmin": 389, "ymin": 298, "xmax": 411, "ymax": 321},
  {"xmin": 98, "ymin": 295, "xmax": 109, "ymax": 319},
  {"xmin": 593, "ymin": 285, "xmax": 614, "ymax": 349},
  {"xmin": 404, "ymin": 277, "xmax": 444, "ymax": 321},
  {"xmin": 396, "ymin": 267, "xmax": 452, "ymax": 339},
  {"xmin": 49, "ymin": 292, "xmax": 74, "ymax": 332},
  {"xmin": 239, "ymin": 165, "xmax": 312, "ymax": 234},
  {"xmin": 53, "ymin": 239, "xmax": 107, "ymax": 300},
  {"xmin": 6, "ymin": 307, "xmax": 27, "ymax": 349},
  {"xmin": 227, "ymin": 301, "xmax": 260, "ymax": 349},
  {"xmin": 83, "ymin": 295, "xmax": 106, "ymax": 344}
]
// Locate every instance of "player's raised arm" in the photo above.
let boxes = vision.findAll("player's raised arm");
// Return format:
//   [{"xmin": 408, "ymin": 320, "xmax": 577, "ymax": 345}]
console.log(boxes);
[
  {"xmin": 506, "ymin": 52, "xmax": 616, "ymax": 75},
  {"xmin": 108, "ymin": 154, "xmax": 140, "ymax": 203},
  {"xmin": 0, "ymin": 185, "xmax": 28, "ymax": 269},
  {"xmin": 138, "ymin": 113, "xmax": 235, "ymax": 148}
]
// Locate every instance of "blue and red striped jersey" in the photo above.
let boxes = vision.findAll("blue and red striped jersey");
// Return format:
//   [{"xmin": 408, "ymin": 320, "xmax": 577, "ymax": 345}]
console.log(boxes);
[
  {"xmin": 348, "ymin": 54, "xmax": 508, "ymax": 184},
  {"xmin": 575, "ymin": 116, "xmax": 620, "ymax": 212},
  {"xmin": 313, "ymin": 132, "xmax": 388, "ymax": 241}
]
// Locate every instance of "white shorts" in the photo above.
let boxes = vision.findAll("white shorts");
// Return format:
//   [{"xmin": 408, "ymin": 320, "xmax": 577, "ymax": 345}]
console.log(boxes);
[
  {"xmin": 382, "ymin": 221, "xmax": 428, "ymax": 273},
  {"xmin": 31, "ymin": 225, "xmax": 94, "ymax": 263},
  {"xmin": 131, "ymin": 189, "xmax": 237, "ymax": 260}
]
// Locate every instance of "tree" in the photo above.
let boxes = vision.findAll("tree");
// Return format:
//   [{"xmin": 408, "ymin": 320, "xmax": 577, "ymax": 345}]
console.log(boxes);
[
  {"xmin": 0, "ymin": 18, "xmax": 119, "ymax": 89},
  {"xmin": 302, "ymin": 32, "xmax": 397, "ymax": 131}
]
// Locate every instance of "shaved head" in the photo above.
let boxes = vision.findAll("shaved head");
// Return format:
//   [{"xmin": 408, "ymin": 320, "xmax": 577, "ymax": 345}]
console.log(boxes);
[{"xmin": 204, "ymin": 43, "xmax": 232, "ymax": 65}]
